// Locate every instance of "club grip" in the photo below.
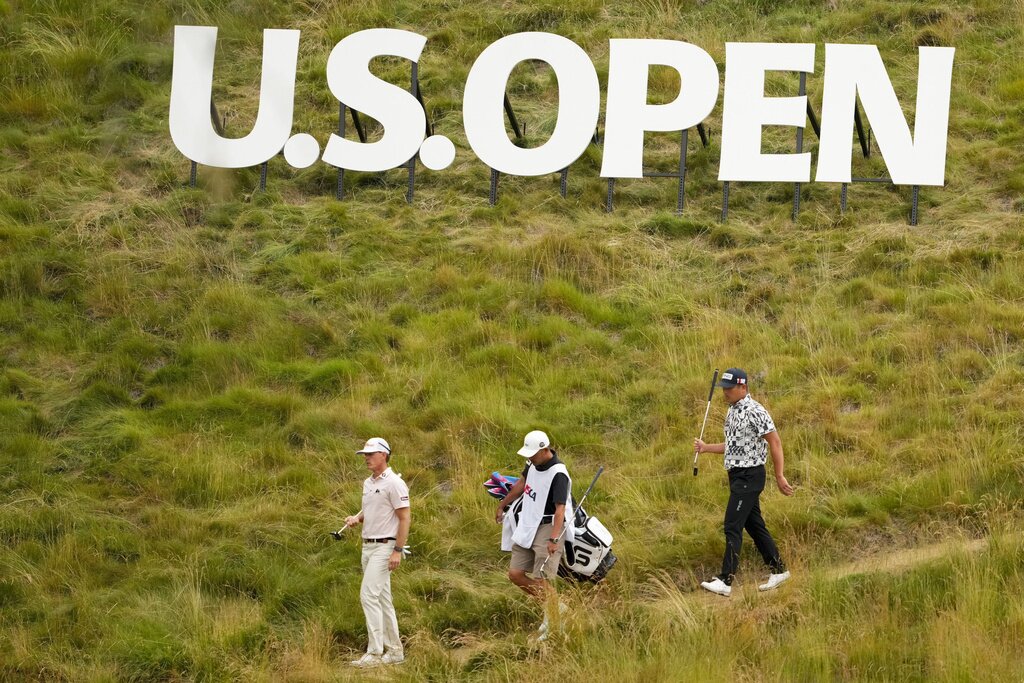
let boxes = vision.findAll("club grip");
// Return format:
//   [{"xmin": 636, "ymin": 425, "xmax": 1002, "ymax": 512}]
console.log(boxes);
[
  {"xmin": 693, "ymin": 466, "xmax": 698, "ymax": 476},
  {"xmin": 706, "ymin": 369, "xmax": 719, "ymax": 401}
]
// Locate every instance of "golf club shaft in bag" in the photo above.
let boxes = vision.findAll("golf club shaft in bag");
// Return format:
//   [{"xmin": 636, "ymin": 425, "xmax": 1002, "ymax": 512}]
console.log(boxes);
[
  {"xmin": 540, "ymin": 466, "xmax": 604, "ymax": 576},
  {"xmin": 693, "ymin": 369, "xmax": 719, "ymax": 476}
]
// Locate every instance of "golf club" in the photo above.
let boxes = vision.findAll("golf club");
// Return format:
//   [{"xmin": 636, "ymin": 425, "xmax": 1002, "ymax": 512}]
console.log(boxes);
[
  {"xmin": 329, "ymin": 510, "xmax": 411, "ymax": 556},
  {"xmin": 539, "ymin": 465, "xmax": 604, "ymax": 577},
  {"xmin": 330, "ymin": 509, "xmax": 363, "ymax": 540},
  {"xmin": 693, "ymin": 368, "xmax": 719, "ymax": 476}
]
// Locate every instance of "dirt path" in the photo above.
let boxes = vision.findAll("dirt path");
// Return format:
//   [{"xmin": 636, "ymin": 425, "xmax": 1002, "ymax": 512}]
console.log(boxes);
[
  {"xmin": 686, "ymin": 533, "xmax": 1007, "ymax": 605},
  {"xmin": 825, "ymin": 535, "xmax": 991, "ymax": 581}
]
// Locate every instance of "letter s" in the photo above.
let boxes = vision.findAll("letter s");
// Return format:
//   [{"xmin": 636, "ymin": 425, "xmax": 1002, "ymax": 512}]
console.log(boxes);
[{"xmin": 321, "ymin": 29, "xmax": 427, "ymax": 172}]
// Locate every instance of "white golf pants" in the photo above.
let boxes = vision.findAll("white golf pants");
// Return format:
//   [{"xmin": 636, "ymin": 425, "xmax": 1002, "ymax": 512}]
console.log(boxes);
[{"xmin": 360, "ymin": 543, "xmax": 402, "ymax": 655}]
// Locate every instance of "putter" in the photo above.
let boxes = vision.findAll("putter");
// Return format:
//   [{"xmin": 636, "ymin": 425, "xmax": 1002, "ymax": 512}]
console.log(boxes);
[
  {"xmin": 330, "ymin": 508, "xmax": 363, "ymax": 540},
  {"xmin": 693, "ymin": 369, "xmax": 719, "ymax": 476},
  {"xmin": 539, "ymin": 466, "xmax": 604, "ymax": 578}
]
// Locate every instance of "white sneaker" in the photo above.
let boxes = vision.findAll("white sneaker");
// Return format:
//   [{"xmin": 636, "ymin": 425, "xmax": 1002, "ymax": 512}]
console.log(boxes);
[
  {"xmin": 537, "ymin": 617, "xmax": 567, "ymax": 643},
  {"xmin": 538, "ymin": 601, "xmax": 569, "ymax": 635},
  {"xmin": 381, "ymin": 650, "xmax": 405, "ymax": 665},
  {"xmin": 759, "ymin": 571, "xmax": 791, "ymax": 591},
  {"xmin": 700, "ymin": 578, "xmax": 732, "ymax": 597},
  {"xmin": 350, "ymin": 653, "xmax": 382, "ymax": 668}
]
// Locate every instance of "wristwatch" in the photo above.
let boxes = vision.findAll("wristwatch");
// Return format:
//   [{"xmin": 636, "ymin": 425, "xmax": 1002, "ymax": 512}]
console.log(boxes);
[{"xmin": 392, "ymin": 547, "xmax": 403, "ymax": 553}]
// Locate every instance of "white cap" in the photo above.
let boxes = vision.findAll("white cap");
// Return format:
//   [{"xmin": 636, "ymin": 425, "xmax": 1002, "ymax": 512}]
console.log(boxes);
[
  {"xmin": 517, "ymin": 430, "xmax": 551, "ymax": 458},
  {"xmin": 356, "ymin": 437, "xmax": 391, "ymax": 455}
]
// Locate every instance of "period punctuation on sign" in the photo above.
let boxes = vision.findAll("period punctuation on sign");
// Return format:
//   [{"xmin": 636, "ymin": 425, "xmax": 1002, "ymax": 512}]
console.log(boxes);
[
  {"xmin": 284, "ymin": 133, "xmax": 320, "ymax": 168},
  {"xmin": 418, "ymin": 135, "xmax": 456, "ymax": 170}
]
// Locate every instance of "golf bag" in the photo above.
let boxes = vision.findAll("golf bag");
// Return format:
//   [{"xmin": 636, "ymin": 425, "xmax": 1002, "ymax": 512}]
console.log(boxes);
[{"xmin": 484, "ymin": 472, "xmax": 617, "ymax": 583}]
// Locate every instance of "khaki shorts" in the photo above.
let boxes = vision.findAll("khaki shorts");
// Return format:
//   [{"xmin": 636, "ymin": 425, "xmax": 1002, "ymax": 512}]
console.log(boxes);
[{"xmin": 510, "ymin": 522, "xmax": 565, "ymax": 578}]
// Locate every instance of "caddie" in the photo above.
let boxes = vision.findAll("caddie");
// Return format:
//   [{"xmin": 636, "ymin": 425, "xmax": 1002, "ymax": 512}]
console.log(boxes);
[
  {"xmin": 345, "ymin": 437, "xmax": 410, "ymax": 667},
  {"xmin": 694, "ymin": 369, "xmax": 793, "ymax": 596},
  {"xmin": 494, "ymin": 430, "xmax": 572, "ymax": 641}
]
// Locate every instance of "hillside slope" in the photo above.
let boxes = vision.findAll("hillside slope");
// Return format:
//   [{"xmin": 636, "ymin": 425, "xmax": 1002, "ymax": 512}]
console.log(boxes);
[{"xmin": 2, "ymin": 1, "xmax": 1023, "ymax": 680}]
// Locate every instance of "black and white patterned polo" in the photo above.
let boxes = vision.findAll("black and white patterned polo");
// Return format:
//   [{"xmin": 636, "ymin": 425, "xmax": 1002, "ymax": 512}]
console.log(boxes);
[{"xmin": 723, "ymin": 395, "xmax": 777, "ymax": 469}]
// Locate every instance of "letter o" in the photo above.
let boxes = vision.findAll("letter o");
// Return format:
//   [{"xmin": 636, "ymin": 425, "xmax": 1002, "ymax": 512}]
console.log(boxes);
[{"xmin": 463, "ymin": 33, "xmax": 600, "ymax": 176}]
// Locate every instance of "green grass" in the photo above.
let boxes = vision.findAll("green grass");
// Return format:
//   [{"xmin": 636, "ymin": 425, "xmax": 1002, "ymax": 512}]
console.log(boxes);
[{"xmin": 2, "ymin": 0, "xmax": 1024, "ymax": 680}]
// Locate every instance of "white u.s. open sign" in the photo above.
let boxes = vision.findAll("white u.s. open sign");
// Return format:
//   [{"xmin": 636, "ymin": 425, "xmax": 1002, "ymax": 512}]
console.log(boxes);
[{"xmin": 169, "ymin": 27, "xmax": 954, "ymax": 187}]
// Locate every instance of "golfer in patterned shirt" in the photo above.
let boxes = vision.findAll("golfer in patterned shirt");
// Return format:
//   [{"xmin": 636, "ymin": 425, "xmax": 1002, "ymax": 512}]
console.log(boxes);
[{"xmin": 694, "ymin": 368, "xmax": 794, "ymax": 596}]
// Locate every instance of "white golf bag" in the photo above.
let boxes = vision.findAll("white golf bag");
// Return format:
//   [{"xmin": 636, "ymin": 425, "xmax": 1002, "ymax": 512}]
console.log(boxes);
[
  {"xmin": 501, "ymin": 494, "xmax": 617, "ymax": 583},
  {"xmin": 559, "ymin": 504, "xmax": 616, "ymax": 582}
]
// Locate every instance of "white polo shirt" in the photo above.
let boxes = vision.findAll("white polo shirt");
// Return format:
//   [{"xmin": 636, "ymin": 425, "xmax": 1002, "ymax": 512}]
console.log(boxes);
[{"xmin": 362, "ymin": 467, "xmax": 410, "ymax": 539}]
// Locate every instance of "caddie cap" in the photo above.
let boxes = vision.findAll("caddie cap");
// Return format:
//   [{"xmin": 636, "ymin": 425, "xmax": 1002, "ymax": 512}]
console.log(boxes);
[
  {"xmin": 356, "ymin": 437, "xmax": 391, "ymax": 455},
  {"xmin": 517, "ymin": 430, "xmax": 551, "ymax": 458},
  {"xmin": 716, "ymin": 368, "xmax": 748, "ymax": 388}
]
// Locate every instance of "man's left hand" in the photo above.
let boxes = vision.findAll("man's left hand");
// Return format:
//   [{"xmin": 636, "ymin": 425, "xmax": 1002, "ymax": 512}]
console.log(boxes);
[
  {"xmin": 388, "ymin": 550, "xmax": 403, "ymax": 571},
  {"xmin": 776, "ymin": 475, "xmax": 794, "ymax": 496}
]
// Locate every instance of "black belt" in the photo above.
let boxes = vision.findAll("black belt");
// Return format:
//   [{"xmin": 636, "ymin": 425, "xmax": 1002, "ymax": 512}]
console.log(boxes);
[
  {"xmin": 540, "ymin": 515, "xmax": 554, "ymax": 524},
  {"xmin": 727, "ymin": 464, "xmax": 766, "ymax": 475},
  {"xmin": 363, "ymin": 537, "xmax": 396, "ymax": 543}
]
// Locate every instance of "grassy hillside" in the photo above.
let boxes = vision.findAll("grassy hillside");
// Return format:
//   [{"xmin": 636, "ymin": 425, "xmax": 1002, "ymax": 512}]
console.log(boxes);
[{"xmin": 2, "ymin": 0, "xmax": 1023, "ymax": 680}]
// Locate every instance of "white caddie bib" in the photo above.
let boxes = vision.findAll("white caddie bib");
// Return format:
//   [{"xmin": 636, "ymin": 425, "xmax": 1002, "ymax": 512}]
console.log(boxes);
[{"xmin": 511, "ymin": 462, "xmax": 573, "ymax": 550}]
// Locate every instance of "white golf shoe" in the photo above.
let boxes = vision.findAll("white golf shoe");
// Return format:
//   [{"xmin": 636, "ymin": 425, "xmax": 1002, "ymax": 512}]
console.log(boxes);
[
  {"xmin": 537, "ymin": 601, "xmax": 569, "ymax": 641},
  {"xmin": 537, "ymin": 624, "xmax": 565, "ymax": 643},
  {"xmin": 381, "ymin": 650, "xmax": 405, "ymax": 665},
  {"xmin": 538, "ymin": 601, "xmax": 569, "ymax": 635},
  {"xmin": 758, "ymin": 571, "xmax": 791, "ymax": 591},
  {"xmin": 350, "ymin": 653, "xmax": 383, "ymax": 668},
  {"xmin": 700, "ymin": 578, "xmax": 732, "ymax": 597}
]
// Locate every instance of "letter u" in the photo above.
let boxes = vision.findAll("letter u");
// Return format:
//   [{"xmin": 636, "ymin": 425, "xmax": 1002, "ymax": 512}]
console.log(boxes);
[{"xmin": 169, "ymin": 26, "xmax": 299, "ymax": 168}]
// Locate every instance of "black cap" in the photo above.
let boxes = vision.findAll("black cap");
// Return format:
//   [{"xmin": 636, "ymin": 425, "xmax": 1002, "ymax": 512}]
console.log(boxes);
[{"xmin": 716, "ymin": 368, "xmax": 748, "ymax": 388}]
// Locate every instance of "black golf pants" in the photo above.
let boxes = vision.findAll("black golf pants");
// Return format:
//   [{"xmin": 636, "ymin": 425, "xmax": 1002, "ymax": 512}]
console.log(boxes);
[{"xmin": 719, "ymin": 465, "xmax": 785, "ymax": 585}]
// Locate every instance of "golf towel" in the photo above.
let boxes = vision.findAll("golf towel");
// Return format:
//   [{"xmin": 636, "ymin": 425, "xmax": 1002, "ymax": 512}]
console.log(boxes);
[{"xmin": 501, "ymin": 510, "xmax": 516, "ymax": 551}]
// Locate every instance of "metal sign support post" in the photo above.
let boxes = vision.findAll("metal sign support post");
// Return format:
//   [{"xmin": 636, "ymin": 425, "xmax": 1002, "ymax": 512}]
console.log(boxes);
[
  {"xmin": 336, "ymin": 100, "xmax": 346, "ymax": 200},
  {"xmin": 406, "ymin": 62, "xmax": 419, "ymax": 204},
  {"xmin": 490, "ymin": 93, "xmax": 600, "ymax": 205},
  {"xmin": 489, "ymin": 94, "xmax": 524, "ymax": 206},
  {"xmin": 723, "ymin": 76, "xmax": 815, "ymax": 223},
  {"xmin": 489, "ymin": 168, "xmax": 500, "ymax": 205},
  {"xmin": 792, "ymin": 73, "xmax": 807, "ymax": 222},
  {"xmin": 606, "ymin": 123, "xmax": 709, "ymax": 214},
  {"xmin": 841, "ymin": 101, "xmax": 921, "ymax": 225},
  {"xmin": 187, "ymin": 102, "xmax": 226, "ymax": 189},
  {"xmin": 677, "ymin": 129, "xmax": 689, "ymax": 214},
  {"xmin": 336, "ymin": 62, "xmax": 429, "ymax": 203}
]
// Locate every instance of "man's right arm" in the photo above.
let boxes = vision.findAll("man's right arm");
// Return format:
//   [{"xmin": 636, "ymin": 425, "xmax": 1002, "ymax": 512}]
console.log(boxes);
[
  {"xmin": 496, "ymin": 477, "xmax": 526, "ymax": 523},
  {"xmin": 694, "ymin": 439, "xmax": 725, "ymax": 454}
]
